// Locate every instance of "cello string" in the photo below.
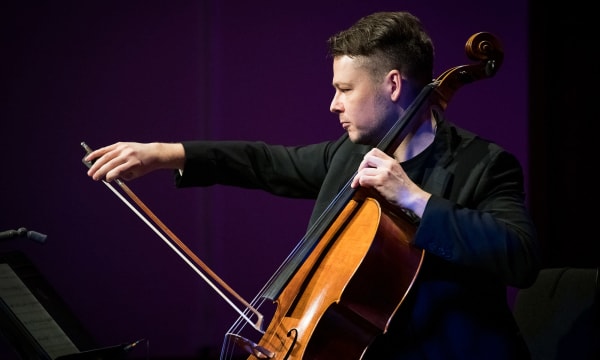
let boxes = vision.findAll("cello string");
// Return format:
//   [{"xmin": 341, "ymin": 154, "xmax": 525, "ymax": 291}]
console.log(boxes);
[{"xmin": 221, "ymin": 161, "xmax": 369, "ymax": 354}]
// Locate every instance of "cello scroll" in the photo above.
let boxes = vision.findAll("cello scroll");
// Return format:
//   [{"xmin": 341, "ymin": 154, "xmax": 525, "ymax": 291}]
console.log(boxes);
[{"xmin": 433, "ymin": 32, "xmax": 504, "ymax": 110}]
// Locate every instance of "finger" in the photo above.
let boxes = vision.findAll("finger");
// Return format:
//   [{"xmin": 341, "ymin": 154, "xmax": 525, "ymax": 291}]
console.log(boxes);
[
  {"xmin": 351, "ymin": 162, "xmax": 369, "ymax": 188},
  {"xmin": 362, "ymin": 153, "xmax": 384, "ymax": 169},
  {"xmin": 87, "ymin": 154, "xmax": 117, "ymax": 180},
  {"xmin": 351, "ymin": 168, "xmax": 379, "ymax": 188},
  {"xmin": 86, "ymin": 154, "xmax": 108, "ymax": 179},
  {"xmin": 355, "ymin": 157, "xmax": 369, "ymax": 172},
  {"xmin": 350, "ymin": 176, "xmax": 359, "ymax": 188},
  {"xmin": 85, "ymin": 145, "xmax": 117, "ymax": 174},
  {"xmin": 370, "ymin": 147, "xmax": 386, "ymax": 157},
  {"xmin": 106, "ymin": 162, "xmax": 131, "ymax": 182},
  {"xmin": 89, "ymin": 153, "xmax": 123, "ymax": 181},
  {"xmin": 84, "ymin": 143, "xmax": 114, "ymax": 163}
]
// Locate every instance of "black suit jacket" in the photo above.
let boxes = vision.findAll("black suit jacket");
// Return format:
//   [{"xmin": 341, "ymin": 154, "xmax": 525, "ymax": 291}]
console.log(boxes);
[{"xmin": 176, "ymin": 116, "xmax": 540, "ymax": 359}]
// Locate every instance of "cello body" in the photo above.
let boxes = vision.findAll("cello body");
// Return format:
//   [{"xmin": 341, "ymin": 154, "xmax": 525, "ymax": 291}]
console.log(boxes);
[{"xmin": 252, "ymin": 189, "xmax": 423, "ymax": 359}]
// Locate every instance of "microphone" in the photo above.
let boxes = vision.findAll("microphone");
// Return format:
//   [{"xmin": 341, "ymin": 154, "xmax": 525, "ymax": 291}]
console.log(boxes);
[{"xmin": 0, "ymin": 227, "xmax": 47, "ymax": 243}]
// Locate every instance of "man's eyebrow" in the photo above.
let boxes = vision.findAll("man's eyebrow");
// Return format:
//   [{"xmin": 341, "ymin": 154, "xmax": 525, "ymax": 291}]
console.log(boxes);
[{"xmin": 332, "ymin": 81, "xmax": 351, "ymax": 88}]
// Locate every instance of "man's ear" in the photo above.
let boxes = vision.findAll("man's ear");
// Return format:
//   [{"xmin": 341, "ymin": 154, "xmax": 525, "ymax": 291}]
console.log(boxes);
[{"xmin": 387, "ymin": 69, "xmax": 403, "ymax": 102}]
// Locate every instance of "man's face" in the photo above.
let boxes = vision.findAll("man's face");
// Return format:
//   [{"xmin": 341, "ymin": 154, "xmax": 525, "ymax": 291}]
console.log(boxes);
[{"xmin": 330, "ymin": 55, "xmax": 396, "ymax": 146}]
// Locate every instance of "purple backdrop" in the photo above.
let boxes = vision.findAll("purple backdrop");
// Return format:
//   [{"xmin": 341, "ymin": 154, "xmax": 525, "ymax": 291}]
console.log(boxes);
[{"xmin": 1, "ymin": 1, "xmax": 528, "ymax": 359}]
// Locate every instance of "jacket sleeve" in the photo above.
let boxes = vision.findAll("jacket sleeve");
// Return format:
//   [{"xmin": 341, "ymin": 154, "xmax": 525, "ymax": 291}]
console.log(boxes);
[
  {"xmin": 173, "ymin": 139, "xmax": 339, "ymax": 199},
  {"xmin": 414, "ymin": 147, "xmax": 541, "ymax": 288}
]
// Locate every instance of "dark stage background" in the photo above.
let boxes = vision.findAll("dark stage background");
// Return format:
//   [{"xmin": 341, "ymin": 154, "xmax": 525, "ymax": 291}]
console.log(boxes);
[{"xmin": 0, "ymin": 1, "xmax": 589, "ymax": 359}]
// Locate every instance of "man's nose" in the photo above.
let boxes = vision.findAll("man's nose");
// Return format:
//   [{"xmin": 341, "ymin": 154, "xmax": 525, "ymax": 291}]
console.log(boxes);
[{"xmin": 330, "ymin": 95, "xmax": 342, "ymax": 113}]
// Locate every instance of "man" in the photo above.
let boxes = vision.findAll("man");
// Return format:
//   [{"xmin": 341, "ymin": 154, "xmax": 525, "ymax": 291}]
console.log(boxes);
[{"xmin": 86, "ymin": 11, "xmax": 540, "ymax": 359}]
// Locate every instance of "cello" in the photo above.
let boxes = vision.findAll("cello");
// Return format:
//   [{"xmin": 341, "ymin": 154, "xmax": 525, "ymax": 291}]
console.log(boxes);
[
  {"xmin": 221, "ymin": 31, "xmax": 504, "ymax": 360},
  {"xmin": 82, "ymin": 31, "xmax": 503, "ymax": 360}
]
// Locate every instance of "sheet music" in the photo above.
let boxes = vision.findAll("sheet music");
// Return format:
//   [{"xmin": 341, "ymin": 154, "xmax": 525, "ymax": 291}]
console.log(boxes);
[{"xmin": 0, "ymin": 263, "xmax": 79, "ymax": 359}]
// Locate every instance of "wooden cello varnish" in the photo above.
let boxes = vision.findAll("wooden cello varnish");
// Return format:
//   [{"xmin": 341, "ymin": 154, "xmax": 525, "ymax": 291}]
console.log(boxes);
[{"xmin": 256, "ymin": 188, "xmax": 423, "ymax": 359}]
